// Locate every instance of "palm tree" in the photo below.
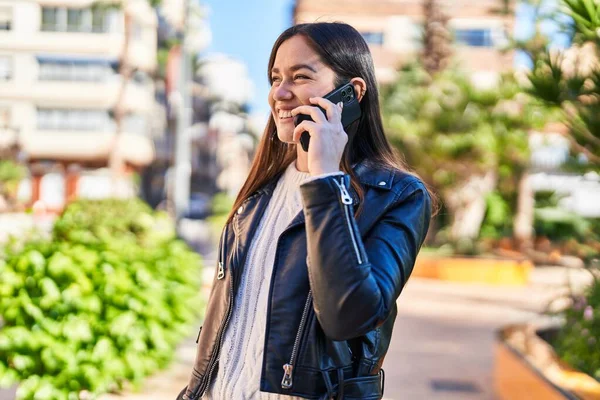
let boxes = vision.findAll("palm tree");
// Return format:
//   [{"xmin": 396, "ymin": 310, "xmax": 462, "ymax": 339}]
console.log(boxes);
[
  {"xmin": 420, "ymin": 0, "xmax": 452, "ymax": 76},
  {"xmin": 526, "ymin": 0, "xmax": 600, "ymax": 165}
]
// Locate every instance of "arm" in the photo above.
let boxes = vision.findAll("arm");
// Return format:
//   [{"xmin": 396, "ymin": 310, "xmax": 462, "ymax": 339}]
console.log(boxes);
[{"xmin": 300, "ymin": 174, "xmax": 431, "ymax": 341}]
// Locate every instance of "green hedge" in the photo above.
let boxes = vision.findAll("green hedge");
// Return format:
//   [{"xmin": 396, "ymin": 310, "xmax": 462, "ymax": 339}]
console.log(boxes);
[{"xmin": 0, "ymin": 199, "xmax": 203, "ymax": 399}]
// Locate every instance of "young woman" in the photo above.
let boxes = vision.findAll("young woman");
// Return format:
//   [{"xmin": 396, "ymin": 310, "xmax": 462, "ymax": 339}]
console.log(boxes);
[{"xmin": 178, "ymin": 22, "xmax": 434, "ymax": 400}]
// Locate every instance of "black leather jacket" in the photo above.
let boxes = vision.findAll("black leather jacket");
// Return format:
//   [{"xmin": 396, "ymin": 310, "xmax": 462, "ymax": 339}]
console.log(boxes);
[{"xmin": 178, "ymin": 160, "xmax": 431, "ymax": 400}]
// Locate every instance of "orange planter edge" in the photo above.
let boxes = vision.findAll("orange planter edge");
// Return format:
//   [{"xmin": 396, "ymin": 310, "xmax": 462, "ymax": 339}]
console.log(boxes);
[
  {"xmin": 412, "ymin": 256, "xmax": 533, "ymax": 286},
  {"xmin": 494, "ymin": 325, "xmax": 600, "ymax": 400}
]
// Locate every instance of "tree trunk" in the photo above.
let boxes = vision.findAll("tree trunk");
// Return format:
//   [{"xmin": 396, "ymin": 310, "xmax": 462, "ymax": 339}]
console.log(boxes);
[
  {"xmin": 109, "ymin": 8, "xmax": 132, "ymax": 197},
  {"xmin": 513, "ymin": 169, "xmax": 534, "ymax": 250},
  {"xmin": 445, "ymin": 170, "xmax": 497, "ymax": 240},
  {"xmin": 421, "ymin": 0, "xmax": 452, "ymax": 76}
]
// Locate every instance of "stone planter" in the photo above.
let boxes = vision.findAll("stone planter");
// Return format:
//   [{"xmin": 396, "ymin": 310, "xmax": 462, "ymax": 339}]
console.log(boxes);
[
  {"xmin": 413, "ymin": 255, "xmax": 533, "ymax": 285},
  {"xmin": 494, "ymin": 324, "xmax": 600, "ymax": 400}
]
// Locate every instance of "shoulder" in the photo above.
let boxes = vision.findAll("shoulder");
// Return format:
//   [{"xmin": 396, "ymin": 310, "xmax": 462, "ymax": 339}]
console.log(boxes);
[{"xmin": 355, "ymin": 160, "xmax": 430, "ymax": 202}]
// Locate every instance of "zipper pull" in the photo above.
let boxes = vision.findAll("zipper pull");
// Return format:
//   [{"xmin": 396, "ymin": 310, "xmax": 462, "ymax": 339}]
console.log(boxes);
[
  {"xmin": 333, "ymin": 177, "xmax": 353, "ymax": 205},
  {"xmin": 195, "ymin": 326, "xmax": 203, "ymax": 343},
  {"xmin": 217, "ymin": 261, "xmax": 225, "ymax": 280},
  {"xmin": 281, "ymin": 363, "xmax": 294, "ymax": 389}
]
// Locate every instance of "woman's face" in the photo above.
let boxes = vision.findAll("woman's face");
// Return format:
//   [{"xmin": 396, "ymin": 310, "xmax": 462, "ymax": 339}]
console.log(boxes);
[{"xmin": 269, "ymin": 35, "xmax": 337, "ymax": 144}]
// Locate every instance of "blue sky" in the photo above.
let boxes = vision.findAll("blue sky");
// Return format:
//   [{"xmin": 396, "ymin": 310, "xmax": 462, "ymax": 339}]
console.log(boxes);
[{"xmin": 201, "ymin": 0, "xmax": 295, "ymax": 118}]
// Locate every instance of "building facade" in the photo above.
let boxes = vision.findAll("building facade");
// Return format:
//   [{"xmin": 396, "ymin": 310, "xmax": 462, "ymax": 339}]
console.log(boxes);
[
  {"xmin": 0, "ymin": 0, "xmax": 158, "ymax": 208},
  {"xmin": 294, "ymin": 0, "xmax": 515, "ymax": 84}
]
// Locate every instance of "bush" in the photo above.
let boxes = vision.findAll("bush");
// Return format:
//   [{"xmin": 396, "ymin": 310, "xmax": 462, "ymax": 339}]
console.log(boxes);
[
  {"xmin": 0, "ymin": 199, "xmax": 203, "ymax": 399},
  {"xmin": 553, "ymin": 265, "xmax": 600, "ymax": 381},
  {"xmin": 534, "ymin": 207, "xmax": 593, "ymax": 242}
]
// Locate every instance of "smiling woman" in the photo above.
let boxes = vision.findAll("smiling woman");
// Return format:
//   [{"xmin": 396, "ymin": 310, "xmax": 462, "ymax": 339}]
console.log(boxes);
[{"xmin": 178, "ymin": 22, "xmax": 436, "ymax": 400}]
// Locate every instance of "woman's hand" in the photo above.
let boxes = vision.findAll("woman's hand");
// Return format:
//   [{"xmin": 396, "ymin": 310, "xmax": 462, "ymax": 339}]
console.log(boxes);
[{"xmin": 291, "ymin": 97, "xmax": 347, "ymax": 176}]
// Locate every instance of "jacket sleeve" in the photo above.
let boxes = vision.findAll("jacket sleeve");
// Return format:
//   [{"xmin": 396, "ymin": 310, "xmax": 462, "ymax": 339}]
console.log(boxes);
[{"xmin": 300, "ymin": 174, "xmax": 431, "ymax": 341}]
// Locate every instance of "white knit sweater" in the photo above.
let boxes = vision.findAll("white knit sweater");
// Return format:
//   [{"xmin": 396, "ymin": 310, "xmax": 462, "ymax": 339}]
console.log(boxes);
[{"xmin": 204, "ymin": 162, "xmax": 342, "ymax": 400}]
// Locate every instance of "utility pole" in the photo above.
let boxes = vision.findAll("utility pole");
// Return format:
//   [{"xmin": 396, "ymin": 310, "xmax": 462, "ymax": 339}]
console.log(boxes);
[{"xmin": 173, "ymin": 0, "xmax": 192, "ymax": 220}]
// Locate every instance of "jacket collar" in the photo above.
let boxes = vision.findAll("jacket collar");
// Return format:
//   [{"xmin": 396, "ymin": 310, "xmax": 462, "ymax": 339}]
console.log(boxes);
[
  {"xmin": 353, "ymin": 159, "xmax": 395, "ymax": 191},
  {"xmin": 236, "ymin": 159, "xmax": 397, "ymax": 239}
]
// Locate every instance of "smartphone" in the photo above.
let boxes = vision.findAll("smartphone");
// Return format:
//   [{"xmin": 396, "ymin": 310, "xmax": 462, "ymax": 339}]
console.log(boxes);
[{"xmin": 293, "ymin": 82, "xmax": 362, "ymax": 152}]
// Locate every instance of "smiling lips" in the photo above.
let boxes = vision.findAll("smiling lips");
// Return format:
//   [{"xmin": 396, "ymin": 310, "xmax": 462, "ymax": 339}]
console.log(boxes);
[{"xmin": 278, "ymin": 109, "xmax": 294, "ymax": 119}]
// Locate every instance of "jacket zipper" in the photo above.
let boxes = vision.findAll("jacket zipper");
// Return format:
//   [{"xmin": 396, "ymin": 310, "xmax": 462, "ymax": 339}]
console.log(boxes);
[
  {"xmin": 332, "ymin": 177, "xmax": 363, "ymax": 265},
  {"xmin": 196, "ymin": 224, "xmax": 234, "ymax": 396},
  {"xmin": 197, "ymin": 277, "xmax": 234, "ymax": 396},
  {"xmin": 217, "ymin": 225, "xmax": 228, "ymax": 280},
  {"xmin": 281, "ymin": 291, "xmax": 313, "ymax": 389}
]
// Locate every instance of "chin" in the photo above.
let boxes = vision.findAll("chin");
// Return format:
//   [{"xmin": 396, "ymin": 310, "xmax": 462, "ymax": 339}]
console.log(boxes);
[{"xmin": 275, "ymin": 129, "xmax": 295, "ymax": 144}]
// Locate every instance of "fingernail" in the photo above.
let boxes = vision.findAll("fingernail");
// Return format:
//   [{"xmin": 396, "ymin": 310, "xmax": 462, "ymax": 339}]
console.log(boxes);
[{"xmin": 338, "ymin": 101, "xmax": 344, "ymax": 109}]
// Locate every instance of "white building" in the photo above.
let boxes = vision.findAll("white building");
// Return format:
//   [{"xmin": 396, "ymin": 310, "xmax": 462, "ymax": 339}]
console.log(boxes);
[
  {"xmin": 196, "ymin": 55, "xmax": 255, "ymax": 198},
  {"xmin": 0, "ymin": 0, "xmax": 158, "ymax": 208}
]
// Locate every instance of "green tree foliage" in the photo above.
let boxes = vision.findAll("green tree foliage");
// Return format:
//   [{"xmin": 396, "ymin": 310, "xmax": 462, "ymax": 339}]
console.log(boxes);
[
  {"xmin": 382, "ymin": 64, "xmax": 544, "ymax": 241},
  {"xmin": 0, "ymin": 161, "xmax": 26, "ymax": 204}
]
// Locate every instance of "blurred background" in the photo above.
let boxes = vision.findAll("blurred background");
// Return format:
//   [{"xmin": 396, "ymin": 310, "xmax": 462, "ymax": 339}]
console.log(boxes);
[{"xmin": 1, "ymin": 0, "xmax": 599, "ymax": 399}]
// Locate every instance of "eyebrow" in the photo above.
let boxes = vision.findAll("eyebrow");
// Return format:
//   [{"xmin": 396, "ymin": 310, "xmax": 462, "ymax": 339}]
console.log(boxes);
[{"xmin": 271, "ymin": 63, "xmax": 318, "ymax": 74}]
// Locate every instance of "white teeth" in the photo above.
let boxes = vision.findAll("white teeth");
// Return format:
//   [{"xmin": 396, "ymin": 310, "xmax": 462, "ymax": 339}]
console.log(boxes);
[{"xmin": 278, "ymin": 110, "xmax": 293, "ymax": 119}]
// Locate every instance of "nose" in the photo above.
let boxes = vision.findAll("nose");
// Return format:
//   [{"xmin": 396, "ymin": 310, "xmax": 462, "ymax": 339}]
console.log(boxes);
[{"xmin": 272, "ymin": 81, "xmax": 293, "ymax": 102}]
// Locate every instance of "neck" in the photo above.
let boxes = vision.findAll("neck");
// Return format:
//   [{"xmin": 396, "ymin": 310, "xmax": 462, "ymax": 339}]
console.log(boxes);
[{"xmin": 295, "ymin": 146, "xmax": 309, "ymax": 172}]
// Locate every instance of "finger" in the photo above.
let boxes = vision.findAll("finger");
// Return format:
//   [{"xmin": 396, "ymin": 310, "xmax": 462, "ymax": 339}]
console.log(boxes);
[
  {"xmin": 292, "ymin": 120, "xmax": 317, "ymax": 143},
  {"xmin": 291, "ymin": 105, "xmax": 327, "ymax": 124},
  {"xmin": 309, "ymin": 97, "xmax": 342, "ymax": 122}
]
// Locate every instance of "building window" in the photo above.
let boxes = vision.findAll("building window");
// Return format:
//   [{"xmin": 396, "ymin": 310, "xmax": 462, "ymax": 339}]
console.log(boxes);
[
  {"xmin": 41, "ymin": 7, "xmax": 111, "ymax": 33},
  {"xmin": 0, "ymin": 7, "xmax": 12, "ymax": 31},
  {"xmin": 67, "ymin": 9, "xmax": 85, "ymax": 32},
  {"xmin": 454, "ymin": 29, "xmax": 493, "ymax": 47},
  {"xmin": 0, "ymin": 56, "xmax": 12, "ymax": 80},
  {"xmin": 41, "ymin": 7, "xmax": 62, "ymax": 31},
  {"xmin": 361, "ymin": 32, "xmax": 384, "ymax": 45},
  {"xmin": 130, "ymin": 22, "xmax": 143, "ymax": 40},
  {"xmin": 37, "ymin": 108, "xmax": 113, "ymax": 131},
  {"xmin": 92, "ymin": 9, "xmax": 107, "ymax": 33},
  {"xmin": 38, "ymin": 57, "xmax": 115, "ymax": 82}
]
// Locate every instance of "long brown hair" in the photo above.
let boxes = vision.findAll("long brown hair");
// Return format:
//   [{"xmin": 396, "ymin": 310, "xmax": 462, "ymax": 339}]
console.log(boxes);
[{"xmin": 226, "ymin": 22, "xmax": 438, "ymax": 224}]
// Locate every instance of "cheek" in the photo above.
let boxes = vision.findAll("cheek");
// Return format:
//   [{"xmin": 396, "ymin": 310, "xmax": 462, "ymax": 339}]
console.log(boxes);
[
  {"xmin": 295, "ymin": 88, "xmax": 317, "ymax": 105},
  {"xmin": 268, "ymin": 88, "xmax": 275, "ymax": 108}
]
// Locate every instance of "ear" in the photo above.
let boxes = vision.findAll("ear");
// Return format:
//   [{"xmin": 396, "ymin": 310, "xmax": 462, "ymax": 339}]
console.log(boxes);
[{"xmin": 350, "ymin": 77, "xmax": 367, "ymax": 102}]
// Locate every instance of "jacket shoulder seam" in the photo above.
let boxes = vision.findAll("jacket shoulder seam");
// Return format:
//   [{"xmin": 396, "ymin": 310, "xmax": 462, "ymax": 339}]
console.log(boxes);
[{"xmin": 390, "ymin": 178, "xmax": 426, "ymax": 203}]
